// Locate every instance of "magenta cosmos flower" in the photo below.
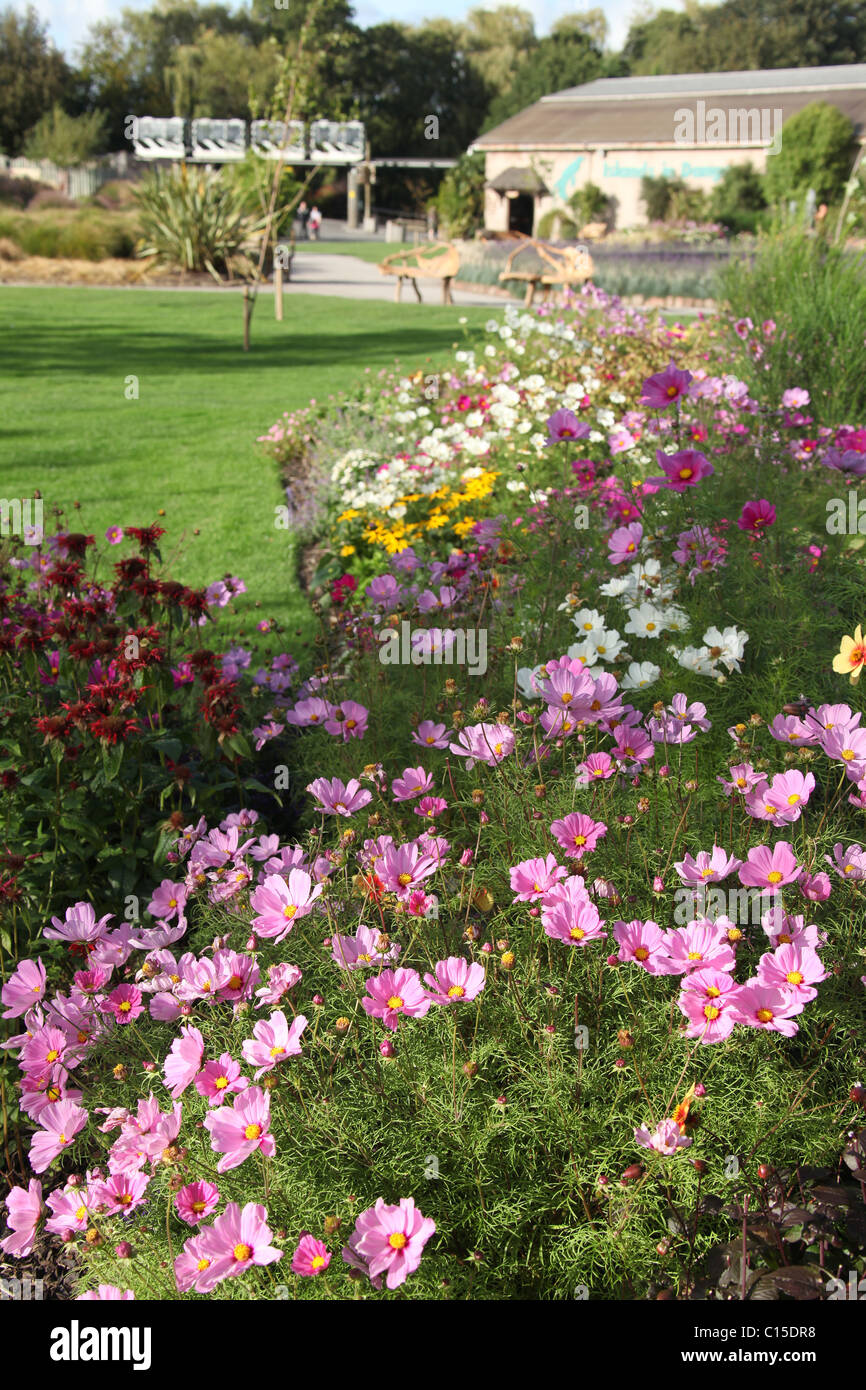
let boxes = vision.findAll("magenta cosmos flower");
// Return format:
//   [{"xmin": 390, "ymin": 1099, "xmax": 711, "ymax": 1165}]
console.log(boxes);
[
  {"xmin": 175, "ymin": 1180, "xmax": 220, "ymax": 1227},
  {"xmin": 640, "ymin": 360, "xmax": 692, "ymax": 409},
  {"xmin": 250, "ymin": 869, "xmax": 322, "ymax": 941},
  {"xmin": 100, "ymin": 983, "xmax": 144, "ymax": 1026},
  {"xmin": 346, "ymin": 1197, "xmax": 435, "ymax": 1290},
  {"xmin": 648, "ymin": 448, "xmax": 714, "ymax": 492},
  {"xmin": 1, "ymin": 957, "xmax": 47, "ymax": 1019},
  {"xmin": 542, "ymin": 897, "xmax": 606, "ymax": 947},
  {"xmin": 411, "ymin": 720, "xmax": 450, "ymax": 750},
  {"xmin": 545, "ymin": 408, "xmax": 591, "ymax": 445},
  {"xmin": 362, "ymin": 968, "xmax": 432, "ymax": 1031},
  {"xmin": 306, "ymin": 776, "xmax": 372, "ymax": 817},
  {"xmin": 756, "ymin": 942, "xmax": 826, "ymax": 1004},
  {"xmin": 203, "ymin": 1085, "xmax": 275, "ymax": 1172},
  {"xmin": 737, "ymin": 499, "xmax": 776, "ymax": 534},
  {"xmin": 292, "ymin": 1233, "xmax": 331, "ymax": 1276},
  {"xmin": 199, "ymin": 1202, "xmax": 283, "ymax": 1285},
  {"xmin": 738, "ymin": 841, "xmax": 801, "ymax": 890},
  {"xmin": 147, "ymin": 879, "xmax": 188, "ymax": 923},
  {"xmin": 330, "ymin": 923, "xmax": 401, "ymax": 971},
  {"xmin": 241, "ymin": 1010, "xmax": 308, "ymax": 1080},
  {"xmin": 105, "ymin": 526, "xmax": 124, "ymax": 545},
  {"xmin": 391, "ymin": 765, "xmax": 434, "ymax": 802},
  {"xmin": 448, "ymin": 722, "xmax": 514, "ymax": 770},
  {"xmin": 664, "ymin": 921, "xmax": 736, "ymax": 976},
  {"xmin": 1, "ymin": 1179, "xmax": 42, "ymax": 1257},
  {"xmin": 45, "ymin": 901, "xmax": 113, "ymax": 944},
  {"xmin": 423, "ymin": 956, "xmax": 486, "ymax": 1004}
]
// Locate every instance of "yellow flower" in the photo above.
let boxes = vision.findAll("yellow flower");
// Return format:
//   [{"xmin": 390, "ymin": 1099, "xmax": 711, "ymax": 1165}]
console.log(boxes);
[
  {"xmin": 833, "ymin": 625, "xmax": 866, "ymax": 683},
  {"xmin": 337, "ymin": 509, "xmax": 361, "ymax": 523},
  {"xmin": 453, "ymin": 517, "xmax": 476, "ymax": 537},
  {"xmin": 340, "ymin": 544, "xmax": 356, "ymax": 557}
]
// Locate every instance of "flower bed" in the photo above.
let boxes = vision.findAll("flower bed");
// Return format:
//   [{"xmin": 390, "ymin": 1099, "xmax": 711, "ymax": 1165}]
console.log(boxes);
[{"xmin": 3, "ymin": 290, "xmax": 866, "ymax": 1302}]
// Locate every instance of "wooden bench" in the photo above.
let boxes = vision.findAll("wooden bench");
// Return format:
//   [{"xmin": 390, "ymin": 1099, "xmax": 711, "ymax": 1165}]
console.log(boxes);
[
  {"xmin": 499, "ymin": 238, "xmax": 595, "ymax": 308},
  {"xmin": 378, "ymin": 242, "xmax": 460, "ymax": 304}
]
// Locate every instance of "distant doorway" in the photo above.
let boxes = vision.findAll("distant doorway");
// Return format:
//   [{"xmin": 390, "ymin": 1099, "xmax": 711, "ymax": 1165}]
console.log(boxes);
[{"xmin": 508, "ymin": 194, "xmax": 534, "ymax": 235}]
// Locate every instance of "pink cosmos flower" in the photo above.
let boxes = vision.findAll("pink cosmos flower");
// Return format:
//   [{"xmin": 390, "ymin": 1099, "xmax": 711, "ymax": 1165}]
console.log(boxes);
[
  {"xmin": 509, "ymin": 853, "xmax": 567, "ymax": 902},
  {"xmin": 199, "ymin": 1202, "xmax": 282, "ymax": 1284},
  {"xmin": 1, "ymin": 958, "xmax": 47, "ymax": 1019},
  {"xmin": 744, "ymin": 771, "xmax": 815, "ymax": 826},
  {"xmin": 635, "ymin": 1119, "xmax": 692, "ymax": 1155},
  {"xmin": 608, "ymin": 522, "xmax": 643, "ymax": 565},
  {"xmin": 648, "ymin": 448, "xmax": 714, "ymax": 492},
  {"xmin": 147, "ymin": 880, "xmax": 188, "ymax": 923},
  {"xmin": 798, "ymin": 871, "xmax": 832, "ymax": 903},
  {"xmin": 756, "ymin": 942, "xmax": 826, "ymax": 1003},
  {"xmin": 575, "ymin": 751, "xmax": 615, "ymax": 783},
  {"xmin": 45, "ymin": 1179, "xmax": 92, "ymax": 1238},
  {"xmin": 292, "ymin": 1233, "xmax": 331, "ymax": 1276},
  {"xmin": 640, "ymin": 360, "xmax": 692, "ymax": 409},
  {"xmin": 612, "ymin": 726, "xmax": 655, "ymax": 767},
  {"xmin": 195, "ymin": 1053, "xmax": 249, "ymax": 1107},
  {"xmin": 45, "ymin": 901, "xmax": 113, "ymax": 944},
  {"xmin": 1, "ymin": 1180, "xmax": 42, "ymax": 1257},
  {"xmin": 782, "ymin": 387, "xmax": 809, "ymax": 408},
  {"xmin": 542, "ymin": 898, "xmax": 607, "ymax": 947},
  {"xmin": 105, "ymin": 526, "xmax": 124, "ymax": 544},
  {"xmin": 249, "ymin": 870, "xmax": 322, "ymax": 941},
  {"xmin": 678, "ymin": 968, "xmax": 742, "ymax": 1042},
  {"xmin": 330, "ymin": 924, "xmax": 401, "ymax": 971},
  {"xmin": 255, "ymin": 962, "xmax": 303, "ymax": 1007},
  {"xmin": 163, "ymin": 1025, "xmax": 205, "ymax": 1099},
  {"xmin": 203, "ymin": 1086, "xmax": 275, "ymax": 1172},
  {"xmin": 91, "ymin": 1171, "xmax": 150, "ymax": 1215},
  {"xmin": 423, "ymin": 956, "xmax": 486, "ymax": 1004},
  {"xmin": 346, "ymin": 1196, "xmax": 435, "ymax": 1290},
  {"xmin": 100, "ymin": 983, "xmax": 144, "ymax": 1025},
  {"xmin": 377, "ymin": 842, "xmax": 438, "ymax": 899},
  {"xmin": 737, "ymin": 499, "xmax": 776, "ymax": 534},
  {"xmin": 664, "ymin": 921, "xmax": 737, "ymax": 976},
  {"xmin": 306, "ymin": 777, "xmax": 372, "ymax": 816},
  {"xmin": 323, "ymin": 700, "xmax": 369, "ymax": 741},
  {"xmin": 738, "ymin": 841, "xmax": 801, "ymax": 890},
  {"xmin": 175, "ymin": 1180, "xmax": 220, "ymax": 1226},
  {"xmin": 549, "ymin": 812, "xmax": 607, "ymax": 859},
  {"xmin": 730, "ymin": 982, "xmax": 804, "ymax": 1036},
  {"xmin": 174, "ymin": 1233, "xmax": 224, "ymax": 1294},
  {"xmin": 415, "ymin": 795, "xmax": 448, "ymax": 820},
  {"xmin": 77, "ymin": 1286, "xmax": 135, "ymax": 1301},
  {"xmin": 448, "ymin": 722, "xmax": 515, "ymax": 770},
  {"xmin": 241, "ymin": 1010, "xmax": 308, "ymax": 1080},
  {"xmin": 391, "ymin": 766, "xmax": 434, "ymax": 802},
  {"xmin": 545, "ymin": 407, "xmax": 591, "ymax": 445},
  {"xmin": 20, "ymin": 1024, "xmax": 69, "ymax": 1075},
  {"xmin": 29, "ymin": 1100, "xmax": 88, "ymax": 1173},
  {"xmin": 718, "ymin": 763, "xmax": 764, "ymax": 796},
  {"xmin": 674, "ymin": 846, "xmax": 742, "ymax": 886},
  {"xmin": 284, "ymin": 697, "xmax": 334, "ymax": 728},
  {"xmin": 824, "ymin": 842, "xmax": 866, "ymax": 881},
  {"xmin": 613, "ymin": 919, "xmax": 671, "ymax": 975},
  {"xmin": 361, "ymin": 968, "xmax": 433, "ymax": 1031},
  {"xmin": 411, "ymin": 720, "xmax": 450, "ymax": 750}
]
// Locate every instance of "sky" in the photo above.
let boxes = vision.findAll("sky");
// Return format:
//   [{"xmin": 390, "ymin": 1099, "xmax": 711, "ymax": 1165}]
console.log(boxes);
[{"xmin": 21, "ymin": 0, "xmax": 652, "ymax": 58}]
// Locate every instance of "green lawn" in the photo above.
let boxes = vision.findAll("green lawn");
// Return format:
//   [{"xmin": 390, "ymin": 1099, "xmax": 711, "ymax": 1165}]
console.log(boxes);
[
  {"xmin": 292, "ymin": 240, "xmax": 392, "ymax": 263},
  {"xmin": 0, "ymin": 286, "xmax": 490, "ymax": 655}
]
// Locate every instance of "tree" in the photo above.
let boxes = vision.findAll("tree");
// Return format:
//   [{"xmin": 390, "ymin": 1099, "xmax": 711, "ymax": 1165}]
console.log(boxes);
[
  {"xmin": 709, "ymin": 162, "xmax": 767, "ymax": 234},
  {"xmin": 484, "ymin": 29, "xmax": 604, "ymax": 129},
  {"xmin": 0, "ymin": 5, "xmax": 69, "ymax": 156},
  {"xmin": 23, "ymin": 105, "xmax": 108, "ymax": 165},
  {"xmin": 764, "ymin": 103, "xmax": 856, "ymax": 208},
  {"xmin": 436, "ymin": 151, "xmax": 486, "ymax": 238}
]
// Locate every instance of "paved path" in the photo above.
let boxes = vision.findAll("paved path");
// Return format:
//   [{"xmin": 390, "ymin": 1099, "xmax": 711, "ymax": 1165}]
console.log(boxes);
[{"xmin": 286, "ymin": 252, "xmax": 518, "ymax": 307}]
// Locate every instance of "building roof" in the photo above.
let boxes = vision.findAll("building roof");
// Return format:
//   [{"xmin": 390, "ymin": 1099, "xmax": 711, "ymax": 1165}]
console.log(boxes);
[
  {"xmin": 473, "ymin": 64, "xmax": 866, "ymax": 151},
  {"xmin": 487, "ymin": 165, "xmax": 550, "ymax": 194}
]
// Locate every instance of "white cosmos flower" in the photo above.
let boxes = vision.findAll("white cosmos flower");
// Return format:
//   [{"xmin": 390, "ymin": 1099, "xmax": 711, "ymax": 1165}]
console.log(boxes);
[
  {"xmin": 599, "ymin": 575, "xmax": 632, "ymax": 598},
  {"xmin": 565, "ymin": 643, "xmax": 603, "ymax": 678},
  {"xmin": 506, "ymin": 479, "xmax": 527, "ymax": 493},
  {"xmin": 588, "ymin": 630, "xmax": 626, "ymax": 662},
  {"xmin": 571, "ymin": 607, "xmax": 606, "ymax": 637},
  {"xmin": 703, "ymin": 626, "xmax": 748, "ymax": 672},
  {"xmin": 516, "ymin": 665, "xmax": 545, "ymax": 699},
  {"xmin": 621, "ymin": 661, "xmax": 661, "ymax": 690},
  {"xmin": 624, "ymin": 604, "xmax": 668, "ymax": 639},
  {"xmin": 670, "ymin": 645, "xmax": 718, "ymax": 676}
]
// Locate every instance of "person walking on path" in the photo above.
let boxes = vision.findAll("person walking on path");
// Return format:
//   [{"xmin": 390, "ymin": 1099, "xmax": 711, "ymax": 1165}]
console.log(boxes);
[
  {"xmin": 297, "ymin": 200, "xmax": 310, "ymax": 240},
  {"xmin": 308, "ymin": 205, "xmax": 322, "ymax": 241}
]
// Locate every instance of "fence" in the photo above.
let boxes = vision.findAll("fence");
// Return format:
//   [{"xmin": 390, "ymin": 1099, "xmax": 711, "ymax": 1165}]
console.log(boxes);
[{"xmin": 0, "ymin": 153, "xmax": 133, "ymax": 200}]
